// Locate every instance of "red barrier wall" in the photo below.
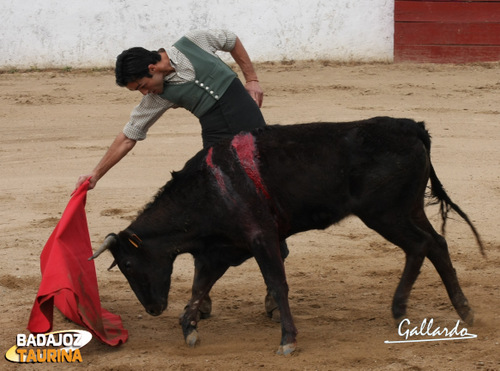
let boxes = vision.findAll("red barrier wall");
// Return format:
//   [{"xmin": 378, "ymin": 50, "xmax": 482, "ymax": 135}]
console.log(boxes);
[{"xmin": 394, "ymin": 0, "xmax": 500, "ymax": 63}]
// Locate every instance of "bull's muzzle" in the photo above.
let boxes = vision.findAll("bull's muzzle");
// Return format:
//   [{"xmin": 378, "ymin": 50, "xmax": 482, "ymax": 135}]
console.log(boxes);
[{"xmin": 145, "ymin": 301, "xmax": 167, "ymax": 316}]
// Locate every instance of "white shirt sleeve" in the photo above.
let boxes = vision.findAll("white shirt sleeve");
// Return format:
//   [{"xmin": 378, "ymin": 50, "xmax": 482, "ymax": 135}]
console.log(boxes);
[
  {"xmin": 185, "ymin": 29, "xmax": 237, "ymax": 54},
  {"xmin": 123, "ymin": 94, "xmax": 173, "ymax": 140}
]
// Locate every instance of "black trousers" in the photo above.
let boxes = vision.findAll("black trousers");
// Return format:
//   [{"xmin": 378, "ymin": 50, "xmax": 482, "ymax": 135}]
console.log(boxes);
[
  {"xmin": 200, "ymin": 78, "xmax": 290, "ymax": 262},
  {"xmin": 199, "ymin": 78, "xmax": 266, "ymax": 149}
]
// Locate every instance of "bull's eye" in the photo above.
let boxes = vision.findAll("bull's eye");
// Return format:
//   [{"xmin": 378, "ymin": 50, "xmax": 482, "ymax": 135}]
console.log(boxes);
[{"xmin": 124, "ymin": 260, "xmax": 133, "ymax": 273}]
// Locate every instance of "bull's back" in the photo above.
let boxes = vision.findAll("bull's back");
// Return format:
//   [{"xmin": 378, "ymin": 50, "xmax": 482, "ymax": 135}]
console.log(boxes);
[{"xmin": 254, "ymin": 117, "xmax": 430, "ymax": 235}]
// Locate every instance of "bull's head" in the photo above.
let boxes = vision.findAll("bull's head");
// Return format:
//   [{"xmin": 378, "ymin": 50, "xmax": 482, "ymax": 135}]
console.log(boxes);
[{"xmin": 89, "ymin": 231, "xmax": 175, "ymax": 316}]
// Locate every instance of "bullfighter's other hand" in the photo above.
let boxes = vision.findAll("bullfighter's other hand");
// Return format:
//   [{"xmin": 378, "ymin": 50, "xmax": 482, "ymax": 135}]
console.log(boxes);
[{"xmin": 245, "ymin": 80, "xmax": 264, "ymax": 108}]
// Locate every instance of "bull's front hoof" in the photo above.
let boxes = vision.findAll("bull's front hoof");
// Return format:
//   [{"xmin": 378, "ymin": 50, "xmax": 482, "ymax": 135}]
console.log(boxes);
[
  {"xmin": 185, "ymin": 329, "xmax": 200, "ymax": 347},
  {"xmin": 276, "ymin": 342, "xmax": 296, "ymax": 356}
]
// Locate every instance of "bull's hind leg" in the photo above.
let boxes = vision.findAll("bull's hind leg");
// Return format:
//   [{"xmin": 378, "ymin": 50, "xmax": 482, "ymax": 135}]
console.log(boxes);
[
  {"xmin": 412, "ymin": 208, "xmax": 474, "ymax": 324},
  {"xmin": 359, "ymin": 211, "xmax": 431, "ymax": 320},
  {"xmin": 360, "ymin": 207, "xmax": 472, "ymax": 323},
  {"xmin": 392, "ymin": 250, "xmax": 425, "ymax": 321}
]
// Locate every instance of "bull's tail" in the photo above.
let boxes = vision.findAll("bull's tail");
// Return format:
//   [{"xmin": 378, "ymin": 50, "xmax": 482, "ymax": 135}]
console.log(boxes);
[
  {"xmin": 415, "ymin": 120, "xmax": 485, "ymax": 255},
  {"xmin": 428, "ymin": 163, "xmax": 485, "ymax": 256}
]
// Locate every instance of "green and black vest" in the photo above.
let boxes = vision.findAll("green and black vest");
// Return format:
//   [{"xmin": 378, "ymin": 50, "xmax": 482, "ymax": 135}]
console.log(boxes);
[{"xmin": 159, "ymin": 37, "xmax": 237, "ymax": 118}]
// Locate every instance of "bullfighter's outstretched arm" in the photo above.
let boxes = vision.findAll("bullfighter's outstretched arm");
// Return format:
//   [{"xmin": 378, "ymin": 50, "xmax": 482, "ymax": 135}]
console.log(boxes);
[{"xmin": 74, "ymin": 132, "xmax": 136, "ymax": 192}]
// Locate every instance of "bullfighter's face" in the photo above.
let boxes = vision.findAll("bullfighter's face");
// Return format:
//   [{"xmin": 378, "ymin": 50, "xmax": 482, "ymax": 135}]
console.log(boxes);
[{"xmin": 126, "ymin": 70, "xmax": 165, "ymax": 95}]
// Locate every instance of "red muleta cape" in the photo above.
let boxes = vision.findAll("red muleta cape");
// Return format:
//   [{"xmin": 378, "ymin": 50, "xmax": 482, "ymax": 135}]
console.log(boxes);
[{"xmin": 27, "ymin": 180, "xmax": 128, "ymax": 346}]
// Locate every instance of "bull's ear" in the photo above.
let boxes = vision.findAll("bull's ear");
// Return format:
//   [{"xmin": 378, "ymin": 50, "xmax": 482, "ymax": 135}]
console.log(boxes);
[{"xmin": 107, "ymin": 260, "xmax": 118, "ymax": 271}]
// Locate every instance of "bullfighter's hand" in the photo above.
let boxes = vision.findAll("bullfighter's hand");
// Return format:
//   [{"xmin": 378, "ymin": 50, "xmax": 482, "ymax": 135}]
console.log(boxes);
[
  {"xmin": 245, "ymin": 80, "xmax": 264, "ymax": 108},
  {"xmin": 73, "ymin": 174, "xmax": 97, "ymax": 195}
]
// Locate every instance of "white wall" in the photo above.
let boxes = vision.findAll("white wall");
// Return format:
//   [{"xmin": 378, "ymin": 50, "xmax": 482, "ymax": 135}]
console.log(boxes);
[{"xmin": 0, "ymin": 0, "xmax": 394, "ymax": 69}]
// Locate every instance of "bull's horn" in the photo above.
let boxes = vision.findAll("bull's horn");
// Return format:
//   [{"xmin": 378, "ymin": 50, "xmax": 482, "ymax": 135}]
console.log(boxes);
[{"xmin": 88, "ymin": 234, "xmax": 117, "ymax": 261}]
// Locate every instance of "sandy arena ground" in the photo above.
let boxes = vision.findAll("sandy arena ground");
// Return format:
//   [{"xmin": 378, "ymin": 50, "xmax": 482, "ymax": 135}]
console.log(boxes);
[{"xmin": 0, "ymin": 61, "xmax": 499, "ymax": 370}]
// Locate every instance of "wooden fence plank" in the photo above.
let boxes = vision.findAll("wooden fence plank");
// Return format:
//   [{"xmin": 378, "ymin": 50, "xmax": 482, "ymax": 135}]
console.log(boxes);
[
  {"xmin": 395, "ymin": 2, "xmax": 500, "ymax": 23},
  {"xmin": 397, "ymin": 0, "xmax": 500, "ymax": 3},
  {"xmin": 395, "ymin": 23, "xmax": 500, "ymax": 46},
  {"xmin": 395, "ymin": 45, "xmax": 500, "ymax": 63}
]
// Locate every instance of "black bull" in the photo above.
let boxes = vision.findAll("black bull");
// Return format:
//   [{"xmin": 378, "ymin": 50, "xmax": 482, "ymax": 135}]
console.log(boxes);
[{"xmin": 91, "ymin": 117, "xmax": 483, "ymax": 355}]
